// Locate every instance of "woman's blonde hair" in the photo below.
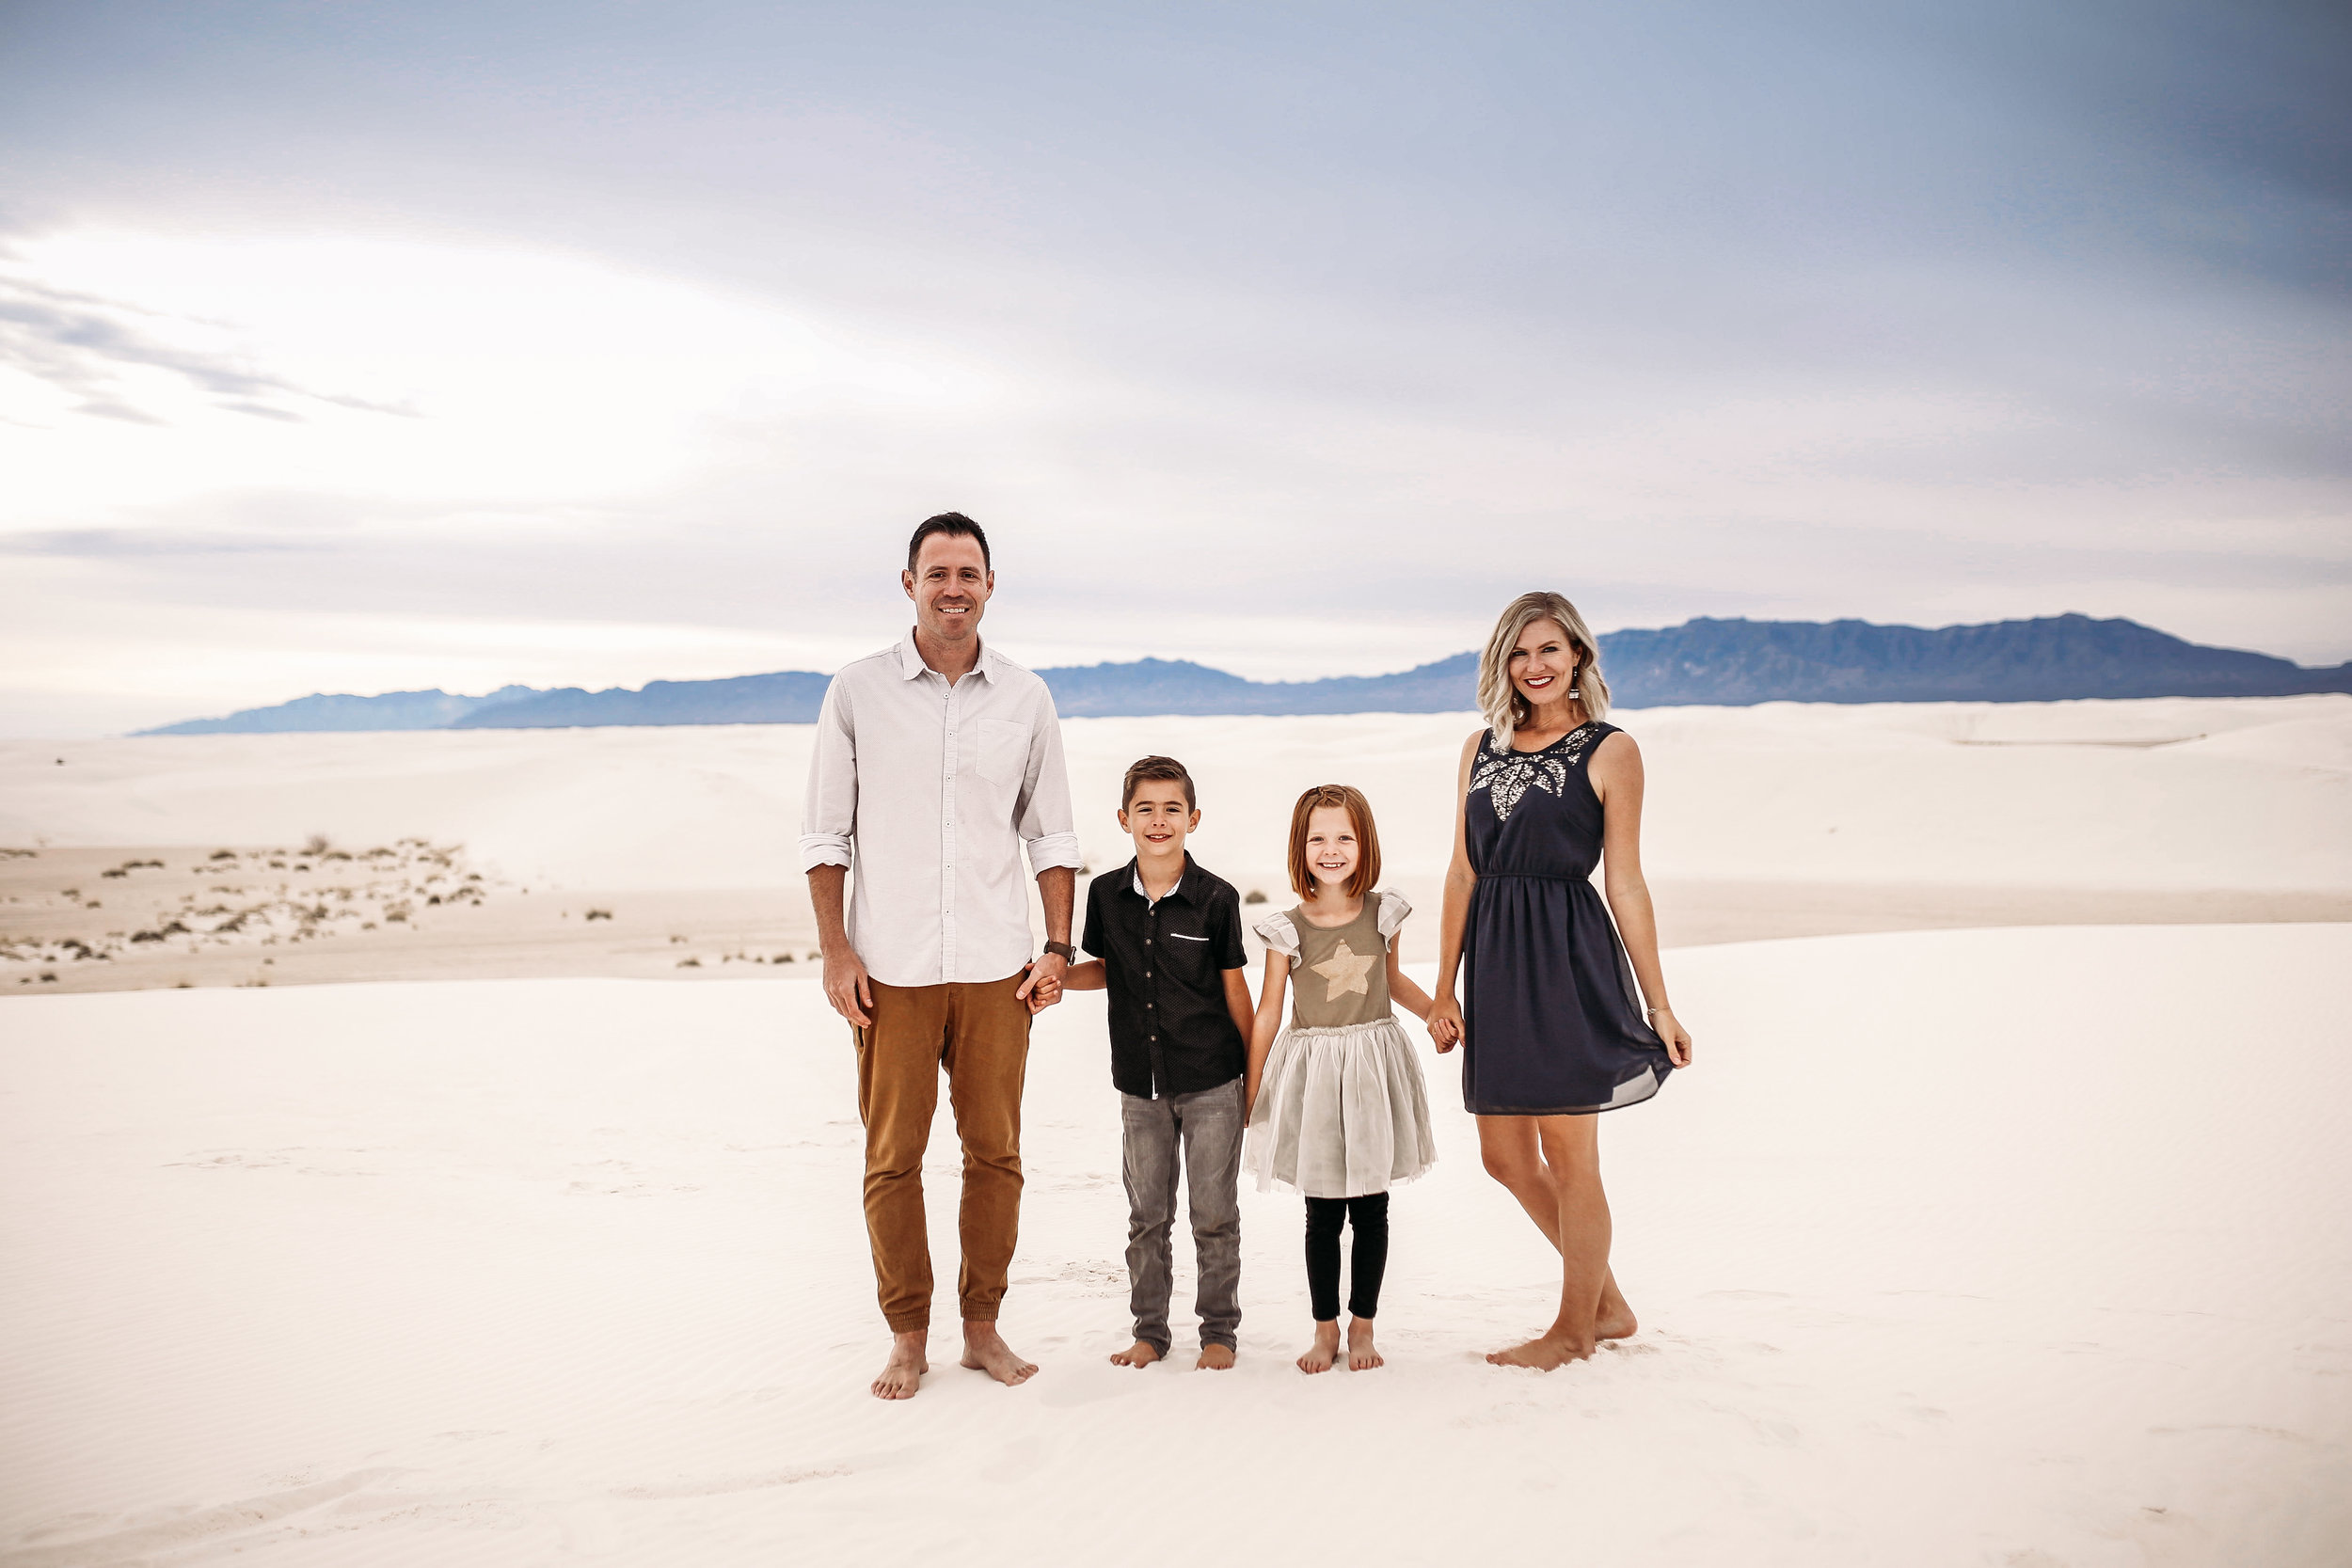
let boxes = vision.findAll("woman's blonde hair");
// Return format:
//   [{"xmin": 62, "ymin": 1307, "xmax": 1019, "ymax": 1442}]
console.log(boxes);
[
  {"xmin": 1477, "ymin": 591, "xmax": 1611, "ymax": 744},
  {"xmin": 1286, "ymin": 784, "xmax": 1381, "ymax": 900}
]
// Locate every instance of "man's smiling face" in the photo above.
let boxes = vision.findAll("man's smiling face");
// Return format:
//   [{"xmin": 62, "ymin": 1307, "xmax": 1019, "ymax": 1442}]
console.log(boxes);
[{"xmin": 903, "ymin": 532, "xmax": 993, "ymax": 642}]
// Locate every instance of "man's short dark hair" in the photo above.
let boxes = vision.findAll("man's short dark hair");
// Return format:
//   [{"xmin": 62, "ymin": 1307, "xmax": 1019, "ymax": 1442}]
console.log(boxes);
[
  {"xmin": 1121, "ymin": 755, "xmax": 1197, "ymax": 812},
  {"xmin": 906, "ymin": 512, "xmax": 992, "ymax": 573}
]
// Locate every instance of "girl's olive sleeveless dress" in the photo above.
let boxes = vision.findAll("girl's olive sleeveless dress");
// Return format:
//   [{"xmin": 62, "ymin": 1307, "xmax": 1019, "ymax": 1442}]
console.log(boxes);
[{"xmin": 1461, "ymin": 721, "xmax": 1676, "ymax": 1116}]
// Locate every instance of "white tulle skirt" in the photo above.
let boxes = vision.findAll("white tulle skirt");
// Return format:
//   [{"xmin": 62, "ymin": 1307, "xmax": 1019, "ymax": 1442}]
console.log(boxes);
[{"xmin": 1246, "ymin": 1018, "xmax": 1438, "ymax": 1198}]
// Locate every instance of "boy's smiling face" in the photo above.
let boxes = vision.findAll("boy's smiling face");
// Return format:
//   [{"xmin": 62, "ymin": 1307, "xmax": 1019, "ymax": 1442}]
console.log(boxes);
[{"xmin": 1120, "ymin": 785, "xmax": 1198, "ymax": 864}]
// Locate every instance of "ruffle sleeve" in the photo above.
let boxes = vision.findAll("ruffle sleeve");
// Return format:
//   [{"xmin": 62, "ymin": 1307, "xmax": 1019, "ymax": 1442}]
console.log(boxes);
[
  {"xmin": 1253, "ymin": 910, "xmax": 1301, "ymax": 959},
  {"xmin": 1375, "ymin": 888, "xmax": 1412, "ymax": 948}
]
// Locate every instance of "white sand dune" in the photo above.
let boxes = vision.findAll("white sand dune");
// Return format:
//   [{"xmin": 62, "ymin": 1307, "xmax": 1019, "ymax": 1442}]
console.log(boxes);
[
  {"xmin": 7, "ymin": 695, "xmax": 2347, "ymax": 894},
  {"xmin": 3, "ymin": 924, "xmax": 2344, "ymax": 1565}
]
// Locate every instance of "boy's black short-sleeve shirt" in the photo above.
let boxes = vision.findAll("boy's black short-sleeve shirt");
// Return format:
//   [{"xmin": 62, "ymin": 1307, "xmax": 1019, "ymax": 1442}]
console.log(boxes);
[{"xmin": 1081, "ymin": 854, "xmax": 1249, "ymax": 1098}]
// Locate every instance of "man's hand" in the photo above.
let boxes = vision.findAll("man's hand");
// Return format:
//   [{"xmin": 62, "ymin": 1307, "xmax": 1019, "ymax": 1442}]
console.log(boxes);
[
  {"xmin": 823, "ymin": 944, "xmax": 875, "ymax": 1028},
  {"xmin": 1017, "ymin": 952, "xmax": 1067, "ymax": 1014}
]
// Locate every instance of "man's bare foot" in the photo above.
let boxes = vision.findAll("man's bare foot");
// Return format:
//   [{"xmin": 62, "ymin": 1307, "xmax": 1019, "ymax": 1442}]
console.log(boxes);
[
  {"xmin": 1596, "ymin": 1305, "xmax": 1639, "ymax": 1340},
  {"xmin": 1196, "ymin": 1343, "xmax": 1235, "ymax": 1370},
  {"xmin": 1345, "ymin": 1318, "xmax": 1384, "ymax": 1370},
  {"xmin": 1486, "ymin": 1332, "xmax": 1595, "ymax": 1370},
  {"xmin": 959, "ymin": 1321, "xmax": 1039, "ymax": 1386},
  {"xmin": 1297, "ymin": 1320, "xmax": 1341, "ymax": 1374},
  {"xmin": 871, "ymin": 1330, "xmax": 929, "ymax": 1400},
  {"xmin": 1109, "ymin": 1338, "xmax": 1163, "ymax": 1368}
]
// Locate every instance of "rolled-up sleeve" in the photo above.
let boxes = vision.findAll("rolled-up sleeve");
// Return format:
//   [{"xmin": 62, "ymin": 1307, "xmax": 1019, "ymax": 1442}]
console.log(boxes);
[
  {"xmin": 798, "ymin": 675, "xmax": 857, "ymax": 870},
  {"xmin": 1015, "ymin": 689, "xmax": 1083, "ymax": 874}
]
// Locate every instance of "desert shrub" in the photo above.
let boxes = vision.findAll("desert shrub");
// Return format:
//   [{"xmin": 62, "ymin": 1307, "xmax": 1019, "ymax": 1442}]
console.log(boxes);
[
  {"xmin": 1244, "ymin": 889, "xmax": 1268, "ymax": 904},
  {"xmin": 583, "ymin": 909, "xmax": 612, "ymax": 921},
  {"xmin": 676, "ymin": 957, "xmax": 701, "ymax": 968}
]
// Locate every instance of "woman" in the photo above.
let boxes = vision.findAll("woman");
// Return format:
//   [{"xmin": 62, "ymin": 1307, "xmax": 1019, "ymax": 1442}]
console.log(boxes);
[{"xmin": 1425, "ymin": 591, "xmax": 1694, "ymax": 1369}]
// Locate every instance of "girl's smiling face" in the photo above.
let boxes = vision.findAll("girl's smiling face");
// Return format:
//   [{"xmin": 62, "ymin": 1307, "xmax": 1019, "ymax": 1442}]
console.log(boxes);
[
  {"xmin": 1507, "ymin": 617, "xmax": 1581, "ymax": 709},
  {"xmin": 1302, "ymin": 805, "xmax": 1360, "ymax": 892}
]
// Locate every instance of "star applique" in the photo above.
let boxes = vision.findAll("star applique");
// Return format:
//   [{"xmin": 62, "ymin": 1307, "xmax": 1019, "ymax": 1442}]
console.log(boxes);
[{"xmin": 1311, "ymin": 939, "xmax": 1376, "ymax": 1001}]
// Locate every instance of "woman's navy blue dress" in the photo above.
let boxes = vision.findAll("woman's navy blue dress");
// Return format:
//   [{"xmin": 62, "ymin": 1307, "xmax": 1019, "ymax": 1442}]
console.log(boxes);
[{"xmin": 1461, "ymin": 721, "xmax": 1676, "ymax": 1116}]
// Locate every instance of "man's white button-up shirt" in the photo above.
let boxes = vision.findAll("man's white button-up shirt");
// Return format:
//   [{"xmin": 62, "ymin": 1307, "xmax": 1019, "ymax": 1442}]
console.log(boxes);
[{"xmin": 800, "ymin": 632, "xmax": 1084, "ymax": 988}]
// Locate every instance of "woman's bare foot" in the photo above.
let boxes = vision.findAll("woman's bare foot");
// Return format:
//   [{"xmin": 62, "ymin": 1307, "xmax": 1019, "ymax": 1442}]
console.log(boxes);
[
  {"xmin": 871, "ymin": 1330, "xmax": 929, "ymax": 1400},
  {"xmin": 960, "ymin": 1321, "xmax": 1039, "ymax": 1386},
  {"xmin": 1108, "ymin": 1338, "xmax": 1163, "ymax": 1368},
  {"xmin": 1196, "ymin": 1343, "xmax": 1235, "ymax": 1370},
  {"xmin": 1596, "ymin": 1305, "xmax": 1638, "ymax": 1340},
  {"xmin": 1345, "ymin": 1318, "xmax": 1383, "ymax": 1370},
  {"xmin": 1297, "ymin": 1320, "xmax": 1341, "ymax": 1373},
  {"xmin": 1486, "ymin": 1332, "xmax": 1595, "ymax": 1370}
]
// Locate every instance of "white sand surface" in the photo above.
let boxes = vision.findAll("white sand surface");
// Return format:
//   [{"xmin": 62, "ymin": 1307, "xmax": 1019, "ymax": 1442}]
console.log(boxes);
[
  {"xmin": 7, "ymin": 695, "xmax": 2347, "ymax": 894},
  {"xmin": 6, "ymin": 697, "xmax": 2346, "ymax": 989},
  {"xmin": 3, "ymin": 924, "xmax": 2344, "ymax": 1565}
]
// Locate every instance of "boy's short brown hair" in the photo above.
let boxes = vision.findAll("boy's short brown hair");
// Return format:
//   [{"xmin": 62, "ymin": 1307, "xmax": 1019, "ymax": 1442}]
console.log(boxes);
[
  {"xmin": 1120, "ymin": 755, "xmax": 1197, "ymax": 812},
  {"xmin": 1286, "ymin": 784, "xmax": 1381, "ymax": 899}
]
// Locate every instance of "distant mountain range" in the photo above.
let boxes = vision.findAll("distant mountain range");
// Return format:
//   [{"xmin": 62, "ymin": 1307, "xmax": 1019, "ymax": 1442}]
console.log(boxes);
[{"xmin": 137, "ymin": 614, "xmax": 2352, "ymax": 735}]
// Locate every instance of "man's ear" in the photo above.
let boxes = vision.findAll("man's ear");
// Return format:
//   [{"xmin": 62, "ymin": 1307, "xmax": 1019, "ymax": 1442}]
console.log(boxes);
[{"xmin": 901, "ymin": 569, "xmax": 917, "ymax": 600}]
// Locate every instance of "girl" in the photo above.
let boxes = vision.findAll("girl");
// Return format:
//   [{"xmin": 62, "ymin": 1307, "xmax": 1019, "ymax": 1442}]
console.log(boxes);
[
  {"xmin": 1245, "ymin": 784, "xmax": 1438, "ymax": 1373},
  {"xmin": 1425, "ymin": 591, "xmax": 1695, "ymax": 1370}
]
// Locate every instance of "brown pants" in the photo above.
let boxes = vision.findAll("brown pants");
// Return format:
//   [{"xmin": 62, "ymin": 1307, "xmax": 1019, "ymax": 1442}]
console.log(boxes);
[{"xmin": 854, "ymin": 974, "xmax": 1032, "ymax": 1333}]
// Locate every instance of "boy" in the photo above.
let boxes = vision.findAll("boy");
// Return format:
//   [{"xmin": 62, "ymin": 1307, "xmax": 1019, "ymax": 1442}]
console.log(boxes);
[{"xmin": 1062, "ymin": 755, "xmax": 1256, "ymax": 1370}]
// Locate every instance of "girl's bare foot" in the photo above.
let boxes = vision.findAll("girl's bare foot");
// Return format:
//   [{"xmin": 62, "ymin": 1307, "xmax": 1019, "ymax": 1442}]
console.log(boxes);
[
  {"xmin": 959, "ymin": 1321, "xmax": 1039, "ymax": 1386},
  {"xmin": 1196, "ymin": 1343, "xmax": 1235, "ymax": 1370},
  {"xmin": 1486, "ymin": 1332, "xmax": 1595, "ymax": 1370},
  {"xmin": 1297, "ymin": 1320, "xmax": 1341, "ymax": 1373},
  {"xmin": 871, "ymin": 1331, "xmax": 930, "ymax": 1399},
  {"xmin": 1108, "ymin": 1339, "xmax": 1163, "ymax": 1368},
  {"xmin": 1345, "ymin": 1318, "xmax": 1383, "ymax": 1370}
]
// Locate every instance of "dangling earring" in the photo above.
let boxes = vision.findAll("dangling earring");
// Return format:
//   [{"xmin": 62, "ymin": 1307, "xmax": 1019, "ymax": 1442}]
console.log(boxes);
[{"xmin": 1567, "ymin": 660, "xmax": 1582, "ymax": 700}]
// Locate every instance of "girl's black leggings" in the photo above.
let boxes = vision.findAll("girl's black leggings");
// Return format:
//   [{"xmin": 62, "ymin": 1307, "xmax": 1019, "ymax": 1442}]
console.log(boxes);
[{"xmin": 1304, "ymin": 1193, "xmax": 1389, "ymax": 1322}]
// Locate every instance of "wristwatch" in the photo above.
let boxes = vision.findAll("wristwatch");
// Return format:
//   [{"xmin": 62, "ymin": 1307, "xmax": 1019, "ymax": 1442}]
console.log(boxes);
[{"xmin": 1041, "ymin": 940, "xmax": 1076, "ymax": 962}]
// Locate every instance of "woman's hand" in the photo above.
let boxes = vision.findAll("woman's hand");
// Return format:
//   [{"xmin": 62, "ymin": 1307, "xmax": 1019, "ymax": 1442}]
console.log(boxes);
[
  {"xmin": 1425, "ymin": 994, "xmax": 1463, "ymax": 1053},
  {"xmin": 1243, "ymin": 1073, "xmax": 1261, "ymax": 1121},
  {"xmin": 1651, "ymin": 1006, "xmax": 1692, "ymax": 1069}
]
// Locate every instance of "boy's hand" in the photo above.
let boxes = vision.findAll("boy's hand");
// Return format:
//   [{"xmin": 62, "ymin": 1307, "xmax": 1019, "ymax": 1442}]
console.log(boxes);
[
  {"xmin": 1017, "ymin": 953, "xmax": 1067, "ymax": 1013},
  {"xmin": 1425, "ymin": 995, "xmax": 1463, "ymax": 1053}
]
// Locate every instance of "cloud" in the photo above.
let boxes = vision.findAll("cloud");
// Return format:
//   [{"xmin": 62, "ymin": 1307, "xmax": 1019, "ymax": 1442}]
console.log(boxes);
[{"xmin": 0, "ymin": 265, "xmax": 415, "ymax": 425}]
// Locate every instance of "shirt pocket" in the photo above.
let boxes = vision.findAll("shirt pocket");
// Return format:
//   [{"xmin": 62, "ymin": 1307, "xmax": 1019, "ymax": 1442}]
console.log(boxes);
[
  {"xmin": 1158, "ymin": 928, "xmax": 1216, "ymax": 989},
  {"xmin": 977, "ymin": 718, "xmax": 1027, "ymax": 787}
]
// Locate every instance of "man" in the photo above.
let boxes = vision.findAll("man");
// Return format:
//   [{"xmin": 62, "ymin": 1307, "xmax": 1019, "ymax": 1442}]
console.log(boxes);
[{"xmin": 802, "ymin": 512, "xmax": 1082, "ymax": 1401}]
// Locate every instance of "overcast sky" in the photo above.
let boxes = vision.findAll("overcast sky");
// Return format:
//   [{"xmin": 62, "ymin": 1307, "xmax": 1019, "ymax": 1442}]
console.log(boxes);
[{"xmin": 2, "ymin": 1, "xmax": 2347, "ymax": 735}]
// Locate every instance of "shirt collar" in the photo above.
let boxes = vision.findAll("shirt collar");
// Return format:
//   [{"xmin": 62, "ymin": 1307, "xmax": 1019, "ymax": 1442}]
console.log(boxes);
[
  {"xmin": 1128, "ymin": 853, "xmax": 1198, "ymax": 906},
  {"xmin": 897, "ymin": 628, "xmax": 997, "ymax": 683}
]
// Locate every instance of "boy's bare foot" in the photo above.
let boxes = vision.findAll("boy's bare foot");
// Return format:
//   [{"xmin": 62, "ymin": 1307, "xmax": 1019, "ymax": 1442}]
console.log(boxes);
[
  {"xmin": 871, "ymin": 1330, "xmax": 929, "ymax": 1400},
  {"xmin": 1196, "ymin": 1343, "xmax": 1235, "ymax": 1370},
  {"xmin": 1486, "ymin": 1332, "xmax": 1595, "ymax": 1370},
  {"xmin": 1596, "ymin": 1305, "xmax": 1639, "ymax": 1340},
  {"xmin": 1297, "ymin": 1320, "xmax": 1341, "ymax": 1374},
  {"xmin": 1109, "ymin": 1338, "xmax": 1163, "ymax": 1368},
  {"xmin": 1345, "ymin": 1317, "xmax": 1384, "ymax": 1370},
  {"xmin": 959, "ymin": 1321, "xmax": 1039, "ymax": 1386}
]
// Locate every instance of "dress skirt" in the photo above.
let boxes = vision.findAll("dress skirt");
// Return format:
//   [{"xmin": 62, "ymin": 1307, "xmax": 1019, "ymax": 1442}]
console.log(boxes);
[
  {"xmin": 1461, "ymin": 871, "xmax": 1673, "ymax": 1116},
  {"xmin": 1246, "ymin": 1018, "xmax": 1437, "ymax": 1198}
]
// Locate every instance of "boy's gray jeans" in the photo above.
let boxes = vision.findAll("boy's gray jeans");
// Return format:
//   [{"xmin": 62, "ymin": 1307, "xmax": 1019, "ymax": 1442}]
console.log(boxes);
[{"xmin": 1120, "ymin": 1077, "xmax": 1245, "ymax": 1354}]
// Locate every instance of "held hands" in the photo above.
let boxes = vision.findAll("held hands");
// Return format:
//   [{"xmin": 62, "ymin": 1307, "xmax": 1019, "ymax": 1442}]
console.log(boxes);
[
  {"xmin": 1425, "ymin": 994, "xmax": 1463, "ymax": 1053},
  {"xmin": 822, "ymin": 944, "xmax": 875, "ymax": 1029},
  {"xmin": 1017, "ymin": 952, "xmax": 1067, "ymax": 1015}
]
